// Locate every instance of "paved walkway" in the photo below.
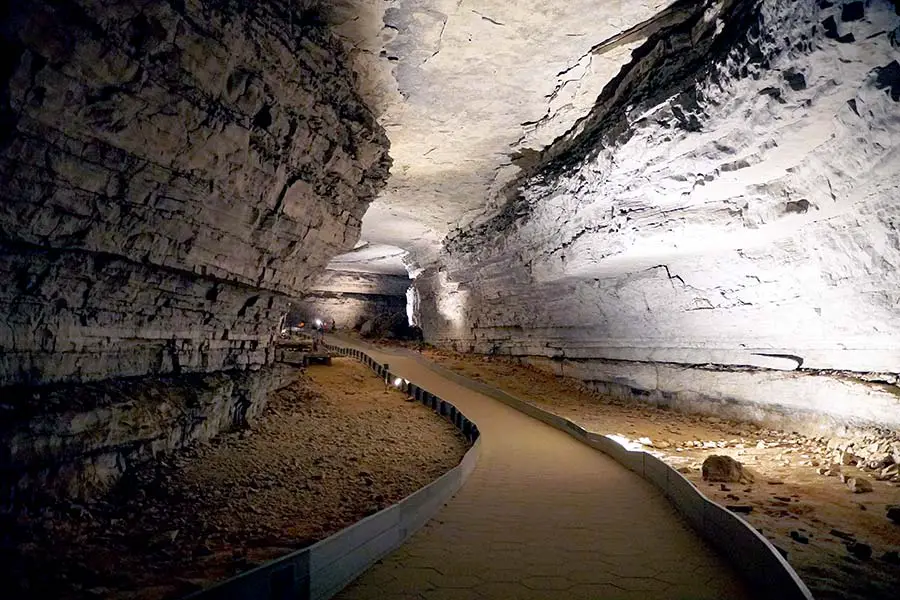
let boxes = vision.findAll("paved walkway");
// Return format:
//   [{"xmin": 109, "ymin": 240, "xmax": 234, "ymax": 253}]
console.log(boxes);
[{"xmin": 333, "ymin": 339, "xmax": 754, "ymax": 600}]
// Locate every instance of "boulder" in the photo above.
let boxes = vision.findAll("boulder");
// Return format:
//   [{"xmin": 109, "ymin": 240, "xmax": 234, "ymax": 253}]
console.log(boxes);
[
  {"xmin": 359, "ymin": 320, "xmax": 375, "ymax": 338},
  {"xmin": 835, "ymin": 450, "xmax": 859, "ymax": 466},
  {"xmin": 702, "ymin": 455, "xmax": 750, "ymax": 483},
  {"xmin": 887, "ymin": 505, "xmax": 900, "ymax": 524},
  {"xmin": 846, "ymin": 477, "xmax": 873, "ymax": 493}
]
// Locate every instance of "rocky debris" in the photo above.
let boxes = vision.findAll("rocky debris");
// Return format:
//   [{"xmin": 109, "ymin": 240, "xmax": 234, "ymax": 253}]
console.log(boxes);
[
  {"xmin": 9, "ymin": 360, "xmax": 469, "ymax": 600},
  {"xmin": 818, "ymin": 465, "xmax": 843, "ymax": 477},
  {"xmin": 846, "ymin": 477, "xmax": 873, "ymax": 494},
  {"xmin": 727, "ymin": 504, "xmax": 753, "ymax": 514},
  {"xmin": 835, "ymin": 451, "xmax": 860, "ymax": 466},
  {"xmin": 826, "ymin": 435, "xmax": 900, "ymax": 476},
  {"xmin": 830, "ymin": 528, "xmax": 855, "ymax": 541},
  {"xmin": 875, "ymin": 464, "xmax": 899, "ymax": 480},
  {"xmin": 702, "ymin": 455, "xmax": 750, "ymax": 483},
  {"xmin": 883, "ymin": 551, "xmax": 900, "ymax": 565},
  {"xmin": 360, "ymin": 319, "xmax": 376, "ymax": 337}
]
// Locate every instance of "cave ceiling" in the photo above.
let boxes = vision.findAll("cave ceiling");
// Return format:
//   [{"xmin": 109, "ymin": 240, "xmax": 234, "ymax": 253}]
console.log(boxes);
[{"xmin": 325, "ymin": 0, "xmax": 682, "ymax": 273}]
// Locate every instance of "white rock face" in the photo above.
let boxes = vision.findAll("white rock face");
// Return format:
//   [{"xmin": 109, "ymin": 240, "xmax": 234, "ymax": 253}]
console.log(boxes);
[{"xmin": 413, "ymin": 0, "xmax": 900, "ymax": 434}]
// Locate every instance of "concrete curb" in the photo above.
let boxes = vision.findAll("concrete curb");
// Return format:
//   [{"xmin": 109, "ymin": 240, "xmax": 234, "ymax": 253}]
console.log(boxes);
[
  {"xmin": 183, "ymin": 345, "xmax": 480, "ymax": 600},
  {"xmin": 398, "ymin": 350, "xmax": 815, "ymax": 600}
]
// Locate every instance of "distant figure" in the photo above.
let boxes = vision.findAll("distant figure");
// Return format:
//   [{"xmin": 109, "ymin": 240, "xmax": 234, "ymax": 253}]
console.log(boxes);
[
  {"xmin": 330, "ymin": 318, "xmax": 336, "ymax": 331},
  {"xmin": 313, "ymin": 321, "xmax": 324, "ymax": 350}
]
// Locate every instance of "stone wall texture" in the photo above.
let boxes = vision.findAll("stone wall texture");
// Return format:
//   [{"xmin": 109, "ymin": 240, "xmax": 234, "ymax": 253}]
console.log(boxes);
[
  {"xmin": 1, "ymin": 365, "xmax": 296, "ymax": 504},
  {"xmin": 415, "ymin": 0, "xmax": 900, "ymax": 436},
  {"xmin": 0, "ymin": 0, "xmax": 391, "ymax": 386},
  {"xmin": 0, "ymin": 0, "xmax": 390, "ymax": 501}
]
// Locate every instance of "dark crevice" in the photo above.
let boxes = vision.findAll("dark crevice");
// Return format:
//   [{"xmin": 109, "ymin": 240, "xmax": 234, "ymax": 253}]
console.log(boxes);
[{"xmin": 252, "ymin": 103, "xmax": 273, "ymax": 129}]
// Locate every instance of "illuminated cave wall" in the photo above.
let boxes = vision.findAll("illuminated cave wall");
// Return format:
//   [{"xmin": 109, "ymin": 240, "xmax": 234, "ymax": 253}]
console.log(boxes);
[{"xmin": 414, "ymin": 0, "xmax": 900, "ymax": 436}]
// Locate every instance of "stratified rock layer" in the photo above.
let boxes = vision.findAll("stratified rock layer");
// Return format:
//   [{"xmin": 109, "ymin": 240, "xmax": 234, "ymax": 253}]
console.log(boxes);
[
  {"xmin": 0, "ymin": 0, "xmax": 389, "ymax": 501},
  {"xmin": 417, "ymin": 0, "xmax": 900, "ymax": 435},
  {"xmin": 1, "ymin": 366, "xmax": 296, "ymax": 503},
  {"xmin": 0, "ymin": 0, "xmax": 391, "ymax": 386}
]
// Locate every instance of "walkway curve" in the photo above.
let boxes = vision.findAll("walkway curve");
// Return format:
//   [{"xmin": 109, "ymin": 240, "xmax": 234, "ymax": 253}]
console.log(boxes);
[{"xmin": 332, "ymin": 338, "xmax": 754, "ymax": 600}]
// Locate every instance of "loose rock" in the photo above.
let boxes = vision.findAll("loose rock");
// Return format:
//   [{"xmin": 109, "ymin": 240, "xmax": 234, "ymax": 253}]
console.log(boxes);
[
  {"xmin": 830, "ymin": 529, "xmax": 855, "ymax": 541},
  {"xmin": 887, "ymin": 505, "xmax": 900, "ymax": 524},
  {"xmin": 846, "ymin": 541, "xmax": 872, "ymax": 560},
  {"xmin": 702, "ymin": 455, "xmax": 750, "ymax": 483},
  {"xmin": 790, "ymin": 530, "xmax": 809, "ymax": 544}
]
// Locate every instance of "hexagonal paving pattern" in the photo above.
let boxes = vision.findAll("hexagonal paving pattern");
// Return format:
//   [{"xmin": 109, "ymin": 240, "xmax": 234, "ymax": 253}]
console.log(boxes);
[{"xmin": 335, "ymin": 345, "xmax": 753, "ymax": 600}]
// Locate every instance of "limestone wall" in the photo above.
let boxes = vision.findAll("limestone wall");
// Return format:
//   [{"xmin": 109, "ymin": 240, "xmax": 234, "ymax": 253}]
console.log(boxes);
[{"xmin": 0, "ymin": 0, "xmax": 391, "ymax": 386}]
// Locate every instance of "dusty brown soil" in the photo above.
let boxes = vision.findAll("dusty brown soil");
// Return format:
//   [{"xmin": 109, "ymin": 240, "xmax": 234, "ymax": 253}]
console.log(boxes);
[
  {"xmin": 6, "ymin": 358, "xmax": 469, "ymax": 600},
  {"xmin": 408, "ymin": 344, "xmax": 900, "ymax": 600}
]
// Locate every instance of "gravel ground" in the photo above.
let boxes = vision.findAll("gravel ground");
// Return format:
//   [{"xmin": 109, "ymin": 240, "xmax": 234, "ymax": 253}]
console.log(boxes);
[
  {"xmin": 413, "ymin": 345, "xmax": 900, "ymax": 600},
  {"xmin": 6, "ymin": 357, "xmax": 469, "ymax": 600}
]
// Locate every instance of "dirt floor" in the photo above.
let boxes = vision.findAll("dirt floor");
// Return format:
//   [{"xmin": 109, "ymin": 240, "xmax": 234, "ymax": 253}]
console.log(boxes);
[
  {"xmin": 393, "ymin": 343, "xmax": 900, "ymax": 600},
  {"xmin": 6, "ymin": 358, "xmax": 469, "ymax": 600}
]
